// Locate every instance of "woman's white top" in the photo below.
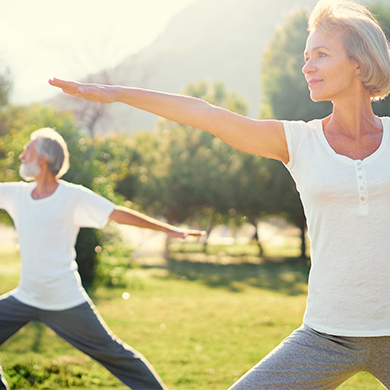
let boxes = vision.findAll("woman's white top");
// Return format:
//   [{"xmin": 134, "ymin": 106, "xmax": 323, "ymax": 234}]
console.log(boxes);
[{"xmin": 283, "ymin": 117, "xmax": 390, "ymax": 336}]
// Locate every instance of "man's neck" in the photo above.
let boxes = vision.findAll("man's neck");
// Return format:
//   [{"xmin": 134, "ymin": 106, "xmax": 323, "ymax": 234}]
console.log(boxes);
[{"xmin": 32, "ymin": 173, "xmax": 60, "ymax": 200}]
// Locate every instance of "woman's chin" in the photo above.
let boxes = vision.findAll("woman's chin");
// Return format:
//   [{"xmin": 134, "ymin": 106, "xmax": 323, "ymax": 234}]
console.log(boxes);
[{"xmin": 309, "ymin": 92, "xmax": 327, "ymax": 103}]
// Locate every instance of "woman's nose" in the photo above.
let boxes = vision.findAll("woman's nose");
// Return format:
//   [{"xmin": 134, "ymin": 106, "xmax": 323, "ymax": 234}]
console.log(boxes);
[{"xmin": 302, "ymin": 59, "xmax": 315, "ymax": 75}]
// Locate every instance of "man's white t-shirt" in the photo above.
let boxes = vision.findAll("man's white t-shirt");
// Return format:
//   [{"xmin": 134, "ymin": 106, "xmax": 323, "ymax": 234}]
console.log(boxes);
[
  {"xmin": 0, "ymin": 180, "xmax": 115, "ymax": 310},
  {"xmin": 283, "ymin": 117, "xmax": 390, "ymax": 337}
]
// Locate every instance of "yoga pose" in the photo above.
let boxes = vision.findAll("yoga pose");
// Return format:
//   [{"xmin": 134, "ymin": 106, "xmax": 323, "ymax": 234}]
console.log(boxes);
[
  {"xmin": 0, "ymin": 128, "xmax": 203, "ymax": 390},
  {"xmin": 50, "ymin": 0, "xmax": 390, "ymax": 388}
]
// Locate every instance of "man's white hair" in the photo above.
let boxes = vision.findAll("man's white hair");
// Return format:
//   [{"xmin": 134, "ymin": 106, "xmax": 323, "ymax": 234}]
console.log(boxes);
[{"xmin": 30, "ymin": 128, "xmax": 69, "ymax": 178}]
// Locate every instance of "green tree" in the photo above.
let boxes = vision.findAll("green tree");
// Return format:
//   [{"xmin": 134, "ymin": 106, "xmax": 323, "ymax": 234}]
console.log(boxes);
[
  {"xmin": 120, "ymin": 80, "xmax": 258, "ymax": 253},
  {"xmin": 260, "ymin": 4, "xmax": 390, "ymax": 257},
  {"xmin": 369, "ymin": 4, "xmax": 390, "ymax": 116},
  {"xmin": 259, "ymin": 8, "xmax": 333, "ymax": 258},
  {"xmin": 157, "ymin": 81, "xmax": 249, "ymax": 233},
  {"xmin": 262, "ymin": 159, "xmax": 307, "ymax": 257},
  {"xmin": 0, "ymin": 60, "xmax": 12, "ymax": 112},
  {"xmin": 105, "ymin": 131, "xmax": 156, "ymax": 208},
  {"xmin": 129, "ymin": 80, "xmax": 291, "ymax": 255},
  {"xmin": 227, "ymin": 156, "xmax": 278, "ymax": 256},
  {"xmin": 260, "ymin": 8, "xmax": 332, "ymax": 121},
  {"xmin": 0, "ymin": 103, "xmax": 122, "ymax": 289}
]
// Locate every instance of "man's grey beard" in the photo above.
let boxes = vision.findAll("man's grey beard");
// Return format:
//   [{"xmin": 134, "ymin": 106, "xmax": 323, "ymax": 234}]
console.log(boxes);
[{"xmin": 19, "ymin": 159, "xmax": 41, "ymax": 181}]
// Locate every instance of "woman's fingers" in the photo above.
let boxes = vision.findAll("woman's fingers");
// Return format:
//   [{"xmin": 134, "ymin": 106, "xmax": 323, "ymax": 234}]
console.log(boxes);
[
  {"xmin": 49, "ymin": 78, "xmax": 81, "ymax": 94},
  {"xmin": 49, "ymin": 78, "xmax": 113, "ymax": 103}
]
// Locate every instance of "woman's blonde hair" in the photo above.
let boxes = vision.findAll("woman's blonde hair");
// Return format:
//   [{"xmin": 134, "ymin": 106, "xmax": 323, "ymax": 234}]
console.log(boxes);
[
  {"xmin": 308, "ymin": 0, "xmax": 390, "ymax": 100},
  {"xmin": 31, "ymin": 128, "xmax": 70, "ymax": 178}
]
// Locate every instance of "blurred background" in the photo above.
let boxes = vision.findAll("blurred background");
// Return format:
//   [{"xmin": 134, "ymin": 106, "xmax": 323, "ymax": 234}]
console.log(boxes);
[
  {"xmin": 2, "ymin": 0, "xmax": 390, "ymax": 269},
  {"xmin": 2, "ymin": 1, "xmax": 390, "ymax": 389}
]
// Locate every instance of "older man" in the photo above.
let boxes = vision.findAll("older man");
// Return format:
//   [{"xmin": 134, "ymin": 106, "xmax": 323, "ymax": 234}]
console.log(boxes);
[{"xmin": 0, "ymin": 128, "xmax": 203, "ymax": 390}]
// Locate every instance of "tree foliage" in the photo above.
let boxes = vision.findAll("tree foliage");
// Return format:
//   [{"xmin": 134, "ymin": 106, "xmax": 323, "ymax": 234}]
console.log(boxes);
[
  {"xmin": 369, "ymin": 3, "xmax": 390, "ymax": 115},
  {"xmin": 259, "ymin": 7, "xmax": 332, "ymax": 257},
  {"xmin": 119, "ymin": 80, "xmax": 279, "ymax": 251},
  {"xmin": 0, "ymin": 103, "xmax": 124, "ymax": 289},
  {"xmin": 0, "ymin": 60, "xmax": 12, "ymax": 112},
  {"xmin": 259, "ymin": 3, "xmax": 390, "ymax": 257},
  {"xmin": 260, "ymin": 8, "xmax": 332, "ymax": 121}
]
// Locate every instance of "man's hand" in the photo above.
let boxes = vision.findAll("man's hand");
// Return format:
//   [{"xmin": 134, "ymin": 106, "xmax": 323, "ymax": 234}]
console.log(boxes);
[{"xmin": 166, "ymin": 228, "xmax": 206, "ymax": 239}]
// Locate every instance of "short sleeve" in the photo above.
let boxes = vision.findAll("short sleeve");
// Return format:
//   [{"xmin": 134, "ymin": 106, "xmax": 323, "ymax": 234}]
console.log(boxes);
[
  {"xmin": 73, "ymin": 185, "xmax": 115, "ymax": 229},
  {"xmin": 282, "ymin": 121, "xmax": 296, "ymax": 170},
  {"xmin": 282, "ymin": 121, "xmax": 310, "ymax": 170},
  {"xmin": 0, "ymin": 182, "xmax": 27, "ymax": 215},
  {"xmin": 282, "ymin": 120, "xmax": 321, "ymax": 171}
]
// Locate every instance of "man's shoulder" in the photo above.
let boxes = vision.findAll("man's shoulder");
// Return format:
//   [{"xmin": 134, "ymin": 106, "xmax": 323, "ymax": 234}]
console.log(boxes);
[
  {"xmin": 59, "ymin": 180, "xmax": 91, "ymax": 193},
  {"xmin": 0, "ymin": 181, "xmax": 33, "ymax": 190},
  {"xmin": 60, "ymin": 181, "xmax": 114, "ymax": 217},
  {"xmin": 59, "ymin": 180, "xmax": 100, "ymax": 200},
  {"xmin": 0, "ymin": 182, "xmax": 33, "ymax": 205}
]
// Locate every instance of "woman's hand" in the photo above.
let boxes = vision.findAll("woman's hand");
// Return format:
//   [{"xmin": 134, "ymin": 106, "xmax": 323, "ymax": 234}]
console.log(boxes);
[{"xmin": 48, "ymin": 78, "xmax": 116, "ymax": 103}]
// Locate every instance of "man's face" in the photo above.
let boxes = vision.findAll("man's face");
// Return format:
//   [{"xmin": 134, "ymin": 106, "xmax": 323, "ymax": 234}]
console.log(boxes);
[{"xmin": 19, "ymin": 140, "xmax": 41, "ymax": 181}]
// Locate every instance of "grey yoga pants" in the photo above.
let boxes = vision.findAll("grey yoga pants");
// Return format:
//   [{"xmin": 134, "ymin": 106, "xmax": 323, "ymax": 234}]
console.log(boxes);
[
  {"xmin": 0, "ymin": 294, "xmax": 166, "ymax": 390},
  {"xmin": 229, "ymin": 324, "xmax": 390, "ymax": 390}
]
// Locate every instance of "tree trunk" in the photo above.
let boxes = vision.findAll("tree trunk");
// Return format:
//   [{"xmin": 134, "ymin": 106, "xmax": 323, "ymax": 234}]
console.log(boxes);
[
  {"xmin": 164, "ymin": 235, "xmax": 171, "ymax": 259},
  {"xmin": 299, "ymin": 213, "xmax": 307, "ymax": 258},
  {"xmin": 250, "ymin": 221, "xmax": 264, "ymax": 257},
  {"xmin": 202, "ymin": 214, "xmax": 215, "ymax": 253}
]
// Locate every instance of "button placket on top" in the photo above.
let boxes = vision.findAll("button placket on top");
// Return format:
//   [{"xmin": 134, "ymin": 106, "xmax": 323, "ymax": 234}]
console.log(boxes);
[{"xmin": 355, "ymin": 160, "xmax": 368, "ymax": 215}]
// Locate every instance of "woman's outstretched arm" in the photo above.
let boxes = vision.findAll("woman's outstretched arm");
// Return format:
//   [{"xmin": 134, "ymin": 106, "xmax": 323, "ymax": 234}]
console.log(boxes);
[{"xmin": 49, "ymin": 78, "xmax": 289, "ymax": 163}]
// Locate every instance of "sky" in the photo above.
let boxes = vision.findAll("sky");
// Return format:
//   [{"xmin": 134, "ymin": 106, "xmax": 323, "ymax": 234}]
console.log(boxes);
[{"xmin": 0, "ymin": 0, "xmax": 196, "ymax": 105}]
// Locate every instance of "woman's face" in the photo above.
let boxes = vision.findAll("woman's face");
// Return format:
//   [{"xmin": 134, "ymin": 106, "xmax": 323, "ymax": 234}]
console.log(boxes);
[{"xmin": 302, "ymin": 29, "xmax": 361, "ymax": 103}]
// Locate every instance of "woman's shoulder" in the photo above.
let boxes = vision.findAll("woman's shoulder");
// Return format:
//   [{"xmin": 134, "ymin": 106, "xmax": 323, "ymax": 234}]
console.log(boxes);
[{"xmin": 282, "ymin": 118, "xmax": 323, "ymax": 135}]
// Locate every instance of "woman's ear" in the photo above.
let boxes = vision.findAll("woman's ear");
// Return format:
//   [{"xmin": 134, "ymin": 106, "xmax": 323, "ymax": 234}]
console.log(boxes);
[{"xmin": 354, "ymin": 62, "xmax": 361, "ymax": 75}]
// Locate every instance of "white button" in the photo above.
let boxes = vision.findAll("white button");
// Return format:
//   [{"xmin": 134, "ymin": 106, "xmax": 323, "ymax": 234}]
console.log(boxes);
[
  {"xmin": 361, "ymin": 197, "xmax": 366, "ymax": 202},
  {"xmin": 359, "ymin": 176, "xmax": 363, "ymax": 180},
  {"xmin": 360, "ymin": 186, "xmax": 364, "ymax": 191}
]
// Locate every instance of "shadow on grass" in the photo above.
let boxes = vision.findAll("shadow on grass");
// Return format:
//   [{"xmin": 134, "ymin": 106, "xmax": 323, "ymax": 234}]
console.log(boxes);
[
  {"xmin": 161, "ymin": 256, "xmax": 310, "ymax": 295},
  {"xmin": 30, "ymin": 321, "xmax": 45, "ymax": 353}
]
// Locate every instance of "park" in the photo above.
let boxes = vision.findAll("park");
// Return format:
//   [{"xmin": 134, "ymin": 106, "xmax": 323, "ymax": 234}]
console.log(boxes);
[
  {"xmin": 0, "ymin": 225, "xmax": 384, "ymax": 389},
  {"xmin": 2, "ymin": 0, "xmax": 390, "ymax": 388}
]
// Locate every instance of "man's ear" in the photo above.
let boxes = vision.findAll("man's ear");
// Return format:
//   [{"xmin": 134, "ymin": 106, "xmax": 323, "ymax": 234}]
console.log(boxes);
[{"xmin": 37, "ymin": 155, "xmax": 49, "ymax": 168}]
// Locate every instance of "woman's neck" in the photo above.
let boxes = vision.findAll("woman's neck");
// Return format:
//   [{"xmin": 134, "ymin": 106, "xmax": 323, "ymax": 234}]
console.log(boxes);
[{"xmin": 326, "ymin": 94, "xmax": 380, "ymax": 138}]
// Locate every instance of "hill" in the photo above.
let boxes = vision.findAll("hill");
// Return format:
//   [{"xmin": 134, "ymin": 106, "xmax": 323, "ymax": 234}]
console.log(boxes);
[{"xmin": 52, "ymin": 0, "xmax": 385, "ymax": 134}]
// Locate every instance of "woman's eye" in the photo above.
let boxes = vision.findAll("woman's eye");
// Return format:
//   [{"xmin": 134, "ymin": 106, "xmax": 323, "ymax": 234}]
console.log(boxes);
[{"xmin": 318, "ymin": 52, "xmax": 326, "ymax": 58}]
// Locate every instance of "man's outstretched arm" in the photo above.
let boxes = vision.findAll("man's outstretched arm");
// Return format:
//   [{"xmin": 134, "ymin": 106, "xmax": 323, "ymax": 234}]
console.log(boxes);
[{"xmin": 108, "ymin": 206, "xmax": 205, "ymax": 239}]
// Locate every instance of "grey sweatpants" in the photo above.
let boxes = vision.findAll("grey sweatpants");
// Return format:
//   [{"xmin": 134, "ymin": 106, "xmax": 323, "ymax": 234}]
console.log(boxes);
[
  {"xmin": 0, "ymin": 294, "xmax": 167, "ymax": 390},
  {"xmin": 229, "ymin": 324, "xmax": 390, "ymax": 389}
]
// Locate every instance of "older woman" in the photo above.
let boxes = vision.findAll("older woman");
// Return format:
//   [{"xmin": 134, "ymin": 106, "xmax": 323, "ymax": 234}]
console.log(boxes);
[{"xmin": 50, "ymin": 0, "xmax": 390, "ymax": 388}]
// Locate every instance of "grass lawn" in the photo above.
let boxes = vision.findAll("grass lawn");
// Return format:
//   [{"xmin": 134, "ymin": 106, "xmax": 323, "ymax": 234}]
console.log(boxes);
[{"xmin": 0, "ymin": 242, "xmax": 385, "ymax": 389}]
